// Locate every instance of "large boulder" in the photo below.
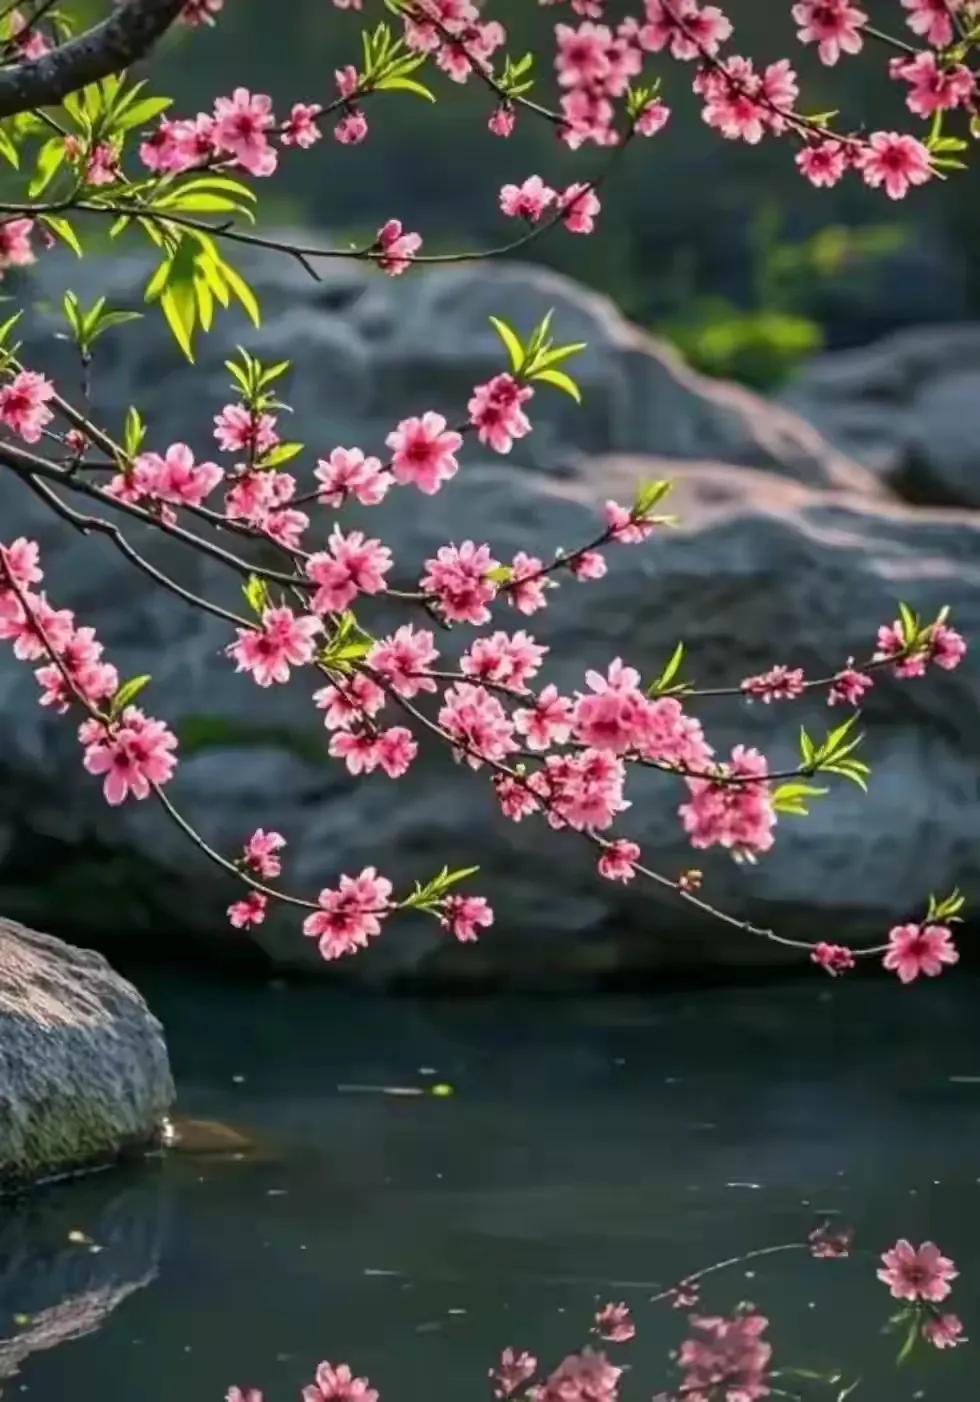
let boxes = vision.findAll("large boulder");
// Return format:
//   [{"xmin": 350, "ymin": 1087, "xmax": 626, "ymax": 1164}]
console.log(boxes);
[
  {"xmin": 0, "ymin": 920, "xmax": 174, "ymax": 1186},
  {"xmin": 783, "ymin": 324, "xmax": 980, "ymax": 506},
  {"xmin": 0, "ymin": 443, "xmax": 977, "ymax": 982}
]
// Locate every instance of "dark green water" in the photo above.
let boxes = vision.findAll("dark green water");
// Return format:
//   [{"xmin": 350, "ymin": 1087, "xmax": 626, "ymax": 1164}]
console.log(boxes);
[{"xmin": 3, "ymin": 974, "xmax": 980, "ymax": 1401}]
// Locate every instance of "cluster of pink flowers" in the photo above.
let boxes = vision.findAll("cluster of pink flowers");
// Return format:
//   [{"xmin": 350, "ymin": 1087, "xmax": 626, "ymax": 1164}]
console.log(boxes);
[
  {"xmin": 875, "ymin": 618, "xmax": 968, "ymax": 677},
  {"xmin": 490, "ymin": 1348, "xmax": 538, "ymax": 1400},
  {"xmin": 877, "ymin": 1238, "xmax": 965, "ymax": 1351},
  {"xmin": 594, "ymin": 1302, "xmax": 636, "ymax": 1342},
  {"xmin": 468, "ymin": 375, "xmax": 535, "ymax": 453},
  {"xmin": 108, "ymin": 443, "xmax": 223, "ymax": 519},
  {"xmin": 400, "ymin": 0, "xmax": 505, "ymax": 85},
  {"xmin": 306, "ymin": 528, "xmax": 393, "ymax": 613},
  {"xmin": 0, "ymin": 369, "xmax": 54, "ymax": 443},
  {"xmin": 680, "ymin": 745, "xmax": 776, "ymax": 862},
  {"xmin": 666, "ymin": 1309, "xmax": 772, "ymax": 1402},
  {"xmin": 228, "ymin": 607, "xmax": 322, "ymax": 688},
  {"xmin": 301, "ymin": 866, "xmax": 393, "ymax": 960},
  {"xmin": 534, "ymin": 1348, "xmax": 622, "ymax": 1402}
]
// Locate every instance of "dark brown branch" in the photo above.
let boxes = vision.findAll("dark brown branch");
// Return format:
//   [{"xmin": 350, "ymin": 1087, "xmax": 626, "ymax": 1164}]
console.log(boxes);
[{"xmin": 0, "ymin": 0, "xmax": 186, "ymax": 120}]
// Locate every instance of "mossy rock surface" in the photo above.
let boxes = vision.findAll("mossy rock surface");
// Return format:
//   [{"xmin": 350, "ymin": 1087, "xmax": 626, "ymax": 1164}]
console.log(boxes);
[{"xmin": 0, "ymin": 918, "xmax": 174, "ymax": 1190}]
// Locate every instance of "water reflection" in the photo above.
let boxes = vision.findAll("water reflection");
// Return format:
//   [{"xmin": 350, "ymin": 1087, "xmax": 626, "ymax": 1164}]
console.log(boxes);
[{"xmin": 2, "ymin": 974, "xmax": 979, "ymax": 1399}]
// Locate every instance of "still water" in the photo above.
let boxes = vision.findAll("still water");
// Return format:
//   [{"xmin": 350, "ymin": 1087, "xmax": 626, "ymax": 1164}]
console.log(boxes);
[{"xmin": 2, "ymin": 972, "xmax": 980, "ymax": 1401}]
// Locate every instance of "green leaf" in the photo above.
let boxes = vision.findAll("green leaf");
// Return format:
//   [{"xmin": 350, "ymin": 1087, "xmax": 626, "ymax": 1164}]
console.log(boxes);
[
  {"xmin": 648, "ymin": 641, "xmax": 687, "ymax": 696},
  {"xmin": 0, "ymin": 125, "xmax": 19, "ymax": 168},
  {"xmin": 489, "ymin": 315, "xmax": 525, "ymax": 374},
  {"xmin": 218, "ymin": 256, "xmax": 261, "ymax": 327},
  {"xmin": 40, "ymin": 214, "xmax": 82, "ymax": 256},
  {"xmin": 28, "ymin": 137, "xmax": 66, "ymax": 198},
  {"xmin": 374, "ymin": 74, "xmax": 436, "ymax": 101},
  {"xmin": 111, "ymin": 674, "xmax": 152, "ymax": 716},
  {"xmin": 486, "ymin": 564, "xmax": 515, "ymax": 585},
  {"xmin": 401, "ymin": 864, "xmax": 482, "ymax": 913},
  {"xmin": 123, "ymin": 405, "xmax": 146, "ymax": 456},
  {"xmin": 113, "ymin": 95, "xmax": 173, "ymax": 132},
  {"xmin": 633, "ymin": 479, "xmax": 672, "ymax": 517},
  {"xmin": 531, "ymin": 367, "xmax": 581, "ymax": 402},
  {"xmin": 772, "ymin": 782, "xmax": 829, "ymax": 816},
  {"xmin": 896, "ymin": 1314, "xmax": 920, "ymax": 1367},
  {"xmin": 256, "ymin": 441, "xmax": 304, "ymax": 469},
  {"xmin": 243, "ymin": 574, "xmax": 270, "ymax": 617}
]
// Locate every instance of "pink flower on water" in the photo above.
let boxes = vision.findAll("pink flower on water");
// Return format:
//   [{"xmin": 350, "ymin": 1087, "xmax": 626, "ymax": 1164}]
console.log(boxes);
[
  {"xmin": 228, "ymin": 607, "xmax": 322, "ymax": 687},
  {"xmin": 594, "ymin": 1301, "xmax": 635, "ymax": 1342},
  {"xmin": 243, "ymin": 828, "xmax": 285, "ymax": 878},
  {"xmin": 883, "ymin": 923, "xmax": 959, "ymax": 983},
  {"xmin": 490, "ymin": 1347, "xmax": 537, "ymax": 1399},
  {"xmin": 901, "ymin": 0, "xmax": 962, "ymax": 48},
  {"xmin": 421, "ymin": 541, "xmax": 499, "ymax": 625},
  {"xmin": 305, "ymin": 527, "xmax": 392, "ymax": 613},
  {"xmin": 375, "ymin": 219, "xmax": 421, "ymax": 276},
  {"xmin": 810, "ymin": 942, "xmax": 856, "ymax": 976},
  {"xmin": 386, "ymin": 412, "xmax": 463, "ymax": 494},
  {"xmin": 0, "ymin": 370, "xmax": 55, "ymax": 443},
  {"xmin": 440, "ymin": 893, "xmax": 494, "ymax": 942},
  {"xmin": 675, "ymin": 1310, "xmax": 772, "ymax": 1402},
  {"xmin": 535, "ymin": 1348, "xmax": 622, "ymax": 1402},
  {"xmin": 828, "ymin": 665, "xmax": 873, "ymax": 706},
  {"xmin": 468, "ymin": 374, "xmax": 534, "ymax": 454},
  {"xmin": 797, "ymin": 139, "xmax": 849, "ymax": 188},
  {"xmin": 81, "ymin": 708, "xmax": 178, "ymax": 805},
  {"xmin": 302, "ymin": 871, "xmax": 393, "ymax": 962},
  {"xmin": 315, "ymin": 447, "xmax": 392, "ymax": 507},
  {"xmin": 514, "ymin": 683, "xmax": 574, "ymax": 751},
  {"xmin": 857, "ymin": 131, "xmax": 932, "ymax": 199},
  {"xmin": 302, "ymin": 1361, "xmax": 379, "ymax": 1402},
  {"xmin": 499, "ymin": 175, "xmax": 557, "ymax": 222},
  {"xmin": 368, "ymin": 624, "xmax": 439, "ymax": 698},
  {"xmin": 282, "ymin": 102, "xmax": 323, "ymax": 148},
  {"xmin": 228, "ymin": 891, "xmax": 268, "ymax": 929},
  {"xmin": 792, "ymin": 0, "xmax": 867, "ymax": 64},
  {"xmin": 877, "ymin": 1240, "xmax": 958, "ymax": 1302},
  {"xmin": 741, "ymin": 665, "xmax": 806, "ymax": 703},
  {"xmin": 212, "ymin": 88, "xmax": 277, "ymax": 177},
  {"xmin": 923, "ymin": 1313, "xmax": 966, "ymax": 1349}
]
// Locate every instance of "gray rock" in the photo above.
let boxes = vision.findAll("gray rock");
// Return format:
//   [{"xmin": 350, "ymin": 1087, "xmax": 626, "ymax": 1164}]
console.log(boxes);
[
  {"xmin": 784, "ymin": 324, "xmax": 980, "ymax": 506},
  {"xmin": 0, "ymin": 920, "xmax": 174, "ymax": 1185}
]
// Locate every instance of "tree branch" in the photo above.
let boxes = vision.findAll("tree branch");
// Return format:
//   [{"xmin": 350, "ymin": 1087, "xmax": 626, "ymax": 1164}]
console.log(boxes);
[{"xmin": 0, "ymin": 0, "xmax": 186, "ymax": 120}]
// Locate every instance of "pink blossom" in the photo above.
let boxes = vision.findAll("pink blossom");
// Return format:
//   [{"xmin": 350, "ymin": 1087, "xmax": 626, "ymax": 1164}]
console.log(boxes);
[
  {"xmin": 493, "ymin": 773, "xmax": 541, "ymax": 822},
  {"xmin": 508, "ymin": 552, "xmax": 549, "ymax": 615},
  {"xmin": 305, "ymin": 527, "xmax": 392, "ymax": 613},
  {"xmin": 0, "ymin": 217, "xmax": 34, "ymax": 269},
  {"xmin": 133, "ymin": 443, "xmax": 223, "ymax": 508},
  {"xmin": 857, "ymin": 131, "xmax": 932, "ymax": 199},
  {"xmin": 243, "ymin": 828, "xmax": 286, "ymax": 878},
  {"xmin": 368, "ymin": 625, "xmax": 439, "ymax": 698},
  {"xmin": 535, "ymin": 1348, "xmax": 622, "ymax": 1402},
  {"xmin": 421, "ymin": 540, "xmax": 499, "ymax": 625},
  {"xmin": 877, "ymin": 1240, "xmax": 958, "ymax": 1302},
  {"xmin": 572, "ymin": 659, "xmax": 646, "ymax": 754},
  {"xmin": 675, "ymin": 1310, "xmax": 771, "ymax": 1401},
  {"xmin": 81, "ymin": 708, "xmax": 178, "ymax": 805},
  {"xmin": 460, "ymin": 629, "xmax": 547, "ymax": 689},
  {"xmin": 335, "ymin": 65, "xmax": 360, "ymax": 98},
  {"xmin": 634, "ymin": 696, "xmax": 712, "ymax": 770},
  {"xmin": 302, "ymin": 871, "xmax": 393, "ymax": 961},
  {"xmin": 604, "ymin": 500, "xmax": 656, "ymax": 543},
  {"xmin": 468, "ymin": 374, "xmax": 534, "ymax": 454},
  {"xmin": 440, "ymin": 893, "xmax": 494, "ymax": 942},
  {"xmin": 8, "ymin": 7, "xmax": 50, "ymax": 56},
  {"xmin": 34, "ymin": 625, "xmax": 118, "ymax": 712},
  {"xmin": 514, "ymin": 683, "xmax": 574, "ymax": 751},
  {"xmin": 0, "ymin": 591, "xmax": 74, "ymax": 661},
  {"xmin": 181, "ymin": 0, "xmax": 224, "ymax": 23},
  {"xmin": 535, "ymin": 749, "xmax": 629, "ymax": 831},
  {"xmin": 302, "ymin": 1361, "xmax": 379, "ymax": 1402},
  {"xmin": 597, "ymin": 841, "xmax": 640, "ymax": 884},
  {"xmin": 680, "ymin": 745, "xmax": 776, "ymax": 862},
  {"xmin": 741, "ymin": 665, "xmax": 806, "ymax": 703},
  {"xmin": 594, "ymin": 1301, "xmax": 635, "ymax": 1342},
  {"xmin": 570, "ymin": 550, "xmax": 607, "ymax": 581},
  {"xmin": 375, "ymin": 725, "xmax": 418, "ymax": 778},
  {"xmin": 797, "ymin": 139, "xmax": 849, "ymax": 188},
  {"xmin": 0, "ymin": 537, "xmax": 42, "ymax": 589},
  {"xmin": 214, "ymin": 404, "xmax": 279, "ymax": 456},
  {"xmin": 792, "ymin": 0, "xmax": 867, "ymax": 64},
  {"xmin": 490, "ymin": 1348, "xmax": 537, "ymax": 1399},
  {"xmin": 697, "ymin": 57, "xmax": 770, "ymax": 145},
  {"xmin": 892, "ymin": 52, "xmax": 975, "ymax": 117},
  {"xmin": 923, "ymin": 1313, "xmax": 966, "ymax": 1349},
  {"xmin": 314, "ymin": 671, "xmax": 386, "ymax": 731},
  {"xmin": 0, "ymin": 370, "xmax": 55, "ymax": 443},
  {"xmin": 228, "ymin": 607, "xmax": 322, "ymax": 687},
  {"xmin": 386, "ymin": 412, "xmax": 462, "ymax": 494},
  {"xmin": 901, "ymin": 0, "xmax": 962, "ymax": 48},
  {"xmin": 828, "ymin": 665, "xmax": 873, "ymax": 706},
  {"xmin": 883, "ymin": 922, "xmax": 958, "ymax": 983},
  {"xmin": 315, "ymin": 447, "xmax": 392, "ymax": 507},
  {"xmin": 489, "ymin": 104, "xmax": 517, "ymax": 137},
  {"xmin": 810, "ymin": 942, "xmax": 856, "ymax": 976},
  {"xmin": 375, "ymin": 219, "xmax": 421, "ymax": 275},
  {"xmin": 329, "ymin": 730, "xmax": 382, "ymax": 776},
  {"xmin": 228, "ymin": 891, "xmax": 268, "ymax": 929},
  {"xmin": 640, "ymin": 0, "xmax": 733, "ymax": 60},
  {"xmin": 282, "ymin": 102, "xmax": 323, "ymax": 148},
  {"xmin": 83, "ymin": 142, "xmax": 122, "ymax": 186},
  {"xmin": 561, "ymin": 183, "xmax": 601, "ymax": 235},
  {"xmin": 335, "ymin": 111, "xmax": 369, "ymax": 146},
  {"xmin": 438, "ymin": 682, "xmax": 517, "ymax": 768},
  {"xmin": 226, "ymin": 1389, "xmax": 263, "ymax": 1402},
  {"xmin": 930, "ymin": 621, "xmax": 967, "ymax": 670},
  {"xmin": 499, "ymin": 175, "xmax": 557, "ymax": 222},
  {"xmin": 635, "ymin": 99, "xmax": 671, "ymax": 136},
  {"xmin": 555, "ymin": 21, "xmax": 614, "ymax": 88},
  {"xmin": 212, "ymin": 88, "xmax": 277, "ymax": 177}
]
